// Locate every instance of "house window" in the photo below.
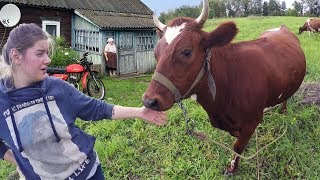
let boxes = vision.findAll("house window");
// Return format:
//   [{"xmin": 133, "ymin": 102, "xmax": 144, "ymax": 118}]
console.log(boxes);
[
  {"xmin": 136, "ymin": 31, "xmax": 156, "ymax": 51},
  {"xmin": 74, "ymin": 30, "xmax": 100, "ymax": 53},
  {"xmin": 42, "ymin": 21, "xmax": 60, "ymax": 38},
  {"xmin": 119, "ymin": 32, "xmax": 133, "ymax": 48}
]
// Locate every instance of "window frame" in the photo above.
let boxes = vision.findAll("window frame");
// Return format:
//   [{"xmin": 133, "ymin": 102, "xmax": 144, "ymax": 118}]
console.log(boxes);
[
  {"xmin": 42, "ymin": 20, "xmax": 61, "ymax": 38},
  {"xmin": 74, "ymin": 29, "xmax": 100, "ymax": 53}
]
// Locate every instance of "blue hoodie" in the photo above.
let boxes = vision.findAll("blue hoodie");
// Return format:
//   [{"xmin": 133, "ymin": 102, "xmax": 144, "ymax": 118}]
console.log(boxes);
[{"xmin": 0, "ymin": 76, "xmax": 114, "ymax": 179}]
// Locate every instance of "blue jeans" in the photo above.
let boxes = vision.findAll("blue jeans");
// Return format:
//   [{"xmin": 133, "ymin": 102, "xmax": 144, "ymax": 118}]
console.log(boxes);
[{"xmin": 88, "ymin": 165, "xmax": 104, "ymax": 180}]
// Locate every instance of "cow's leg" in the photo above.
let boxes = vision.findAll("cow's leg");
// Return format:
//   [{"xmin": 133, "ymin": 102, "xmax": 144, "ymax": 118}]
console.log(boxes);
[
  {"xmin": 280, "ymin": 100, "xmax": 287, "ymax": 114},
  {"xmin": 224, "ymin": 120, "xmax": 260, "ymax": 175}
]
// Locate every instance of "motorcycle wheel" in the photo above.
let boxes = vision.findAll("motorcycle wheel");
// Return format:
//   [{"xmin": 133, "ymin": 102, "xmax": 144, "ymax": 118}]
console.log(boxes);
[{"xmin": 87, "ymin": 77, "xmax": 105, "ymax": 100}]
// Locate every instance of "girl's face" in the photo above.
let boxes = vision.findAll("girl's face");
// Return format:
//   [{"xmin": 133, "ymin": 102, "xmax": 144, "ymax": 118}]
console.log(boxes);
[{"xmin": 18, "ymin": 39, "xmax": 51, "ymax": 84}]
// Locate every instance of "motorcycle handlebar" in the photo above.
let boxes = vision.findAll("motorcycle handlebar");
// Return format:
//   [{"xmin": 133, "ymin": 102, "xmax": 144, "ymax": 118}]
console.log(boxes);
[
  {"xmin": 79, "ymin": 52, "xmax": 93, "ymax": 66},
  {"xmin": 63, "ymin": 51, "xmax": 92, "ymax": 66}
]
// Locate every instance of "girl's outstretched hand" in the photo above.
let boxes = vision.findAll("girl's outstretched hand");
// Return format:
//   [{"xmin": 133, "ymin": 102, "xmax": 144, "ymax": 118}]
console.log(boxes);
[{"xmin": 140, "ymin": 106, "xmax": 167, "ymax": 126}]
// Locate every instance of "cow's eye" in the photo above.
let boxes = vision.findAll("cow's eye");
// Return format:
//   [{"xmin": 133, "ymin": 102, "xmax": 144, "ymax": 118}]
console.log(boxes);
[{"xmin": 181, "ymin": 49, "xmax": 192, "ymax": 57}]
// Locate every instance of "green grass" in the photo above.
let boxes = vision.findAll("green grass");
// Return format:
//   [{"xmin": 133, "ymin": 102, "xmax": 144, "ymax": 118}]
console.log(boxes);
[
  {"xmin": 204, "ymin": 16, "xmax": 320, "ymax": 82},
  {"xmin": 1, "ymin": 16, "xmax": 320, "ymax": 179}
]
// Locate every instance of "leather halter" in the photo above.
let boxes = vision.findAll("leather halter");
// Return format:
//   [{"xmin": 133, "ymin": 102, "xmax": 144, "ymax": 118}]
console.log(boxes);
[{"xmin": 151, "ymin": 49, "xmax": 216, "ymax": 103}]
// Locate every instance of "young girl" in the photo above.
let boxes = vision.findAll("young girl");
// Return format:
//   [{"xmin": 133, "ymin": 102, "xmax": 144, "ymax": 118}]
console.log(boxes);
[{"xmin": 0, "ymin": 23, "xmax": 167, "ymax": 179}]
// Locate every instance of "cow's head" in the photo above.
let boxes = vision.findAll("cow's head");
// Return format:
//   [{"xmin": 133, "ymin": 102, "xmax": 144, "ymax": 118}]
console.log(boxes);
[
  {"xmin": 142, "ymin": 0, "xmax": 238, "ymax": 111},
  {"xmin": 298, "ymin": 26, "xmax": 305, "ymax": 34}
]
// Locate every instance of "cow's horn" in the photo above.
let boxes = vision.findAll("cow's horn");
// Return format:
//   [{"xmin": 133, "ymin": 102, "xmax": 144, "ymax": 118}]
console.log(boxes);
[
  {"xmin": 153, "ymin": 14, "xmax": 166, "ymax": 31},
  {"xmin": 195, "ymin": 0, "xmax": 209, "ymax": 26}
]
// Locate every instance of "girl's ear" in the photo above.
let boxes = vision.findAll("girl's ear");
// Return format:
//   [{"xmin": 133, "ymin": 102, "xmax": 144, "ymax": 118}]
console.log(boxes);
[{"xmin": 10, "ymin": 49, "xmax": 22, "ymax": 64}]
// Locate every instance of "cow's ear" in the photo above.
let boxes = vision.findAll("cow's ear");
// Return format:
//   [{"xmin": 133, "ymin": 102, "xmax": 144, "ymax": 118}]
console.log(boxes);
[
  {"xmin": 204, "ymin": 21, "xmax": 238, "ymax": 48},
  {"xmin": 156, "ymin": 29, "xmax": 164, "ymax": 39}
]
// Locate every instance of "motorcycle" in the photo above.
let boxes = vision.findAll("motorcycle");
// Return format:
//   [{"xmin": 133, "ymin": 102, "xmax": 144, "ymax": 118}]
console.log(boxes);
[{"xmin": 46, "ymin": 52, "xmax": 106, "ymax": 100}]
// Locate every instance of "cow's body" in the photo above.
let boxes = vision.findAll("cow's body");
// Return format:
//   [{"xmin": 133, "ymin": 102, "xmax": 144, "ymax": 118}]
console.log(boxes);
[
  {"xmin": 299, "ymin": 18, "xmax": 320, "ymax": 34},
  {"xmin": 143, "ymin": 0, "xmax": 306, "ymax": 174},
  {"xmin": 204, "ymin": 26, "xmax": 305, "ymax": 134}
]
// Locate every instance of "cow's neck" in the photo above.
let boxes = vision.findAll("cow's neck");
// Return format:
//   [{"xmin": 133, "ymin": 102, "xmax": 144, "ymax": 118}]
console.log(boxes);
[
  {"xmin": 191, "ymin": 48, "xmax": 229, "ymax": 130},
  {"xmin": 194, "ymin": 77, "xmax": 230, "ymax": 131}
]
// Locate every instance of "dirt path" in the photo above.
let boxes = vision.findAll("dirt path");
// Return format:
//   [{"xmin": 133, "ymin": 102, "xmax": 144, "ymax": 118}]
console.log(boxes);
[{"xmin": 296, "ymin": 83, "xmax": 320, "ymax": 105}]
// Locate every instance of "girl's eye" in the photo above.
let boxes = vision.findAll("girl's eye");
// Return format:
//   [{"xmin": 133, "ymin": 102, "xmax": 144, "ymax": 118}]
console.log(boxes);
[
  {"xmin": 181, "ymin": 49, "xmax": 192, "ymax": 57},
  {"xmin": 36, "ymin": 52, "xmax": 47, "ymax": 57}
]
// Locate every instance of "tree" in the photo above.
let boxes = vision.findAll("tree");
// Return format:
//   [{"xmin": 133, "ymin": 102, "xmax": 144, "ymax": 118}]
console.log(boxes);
[
  {"xmin": 315, "ymin": 0, "xmax": 320, "ymax": 16},
  {"xmin": 286, "ymin": 8, "xmax": 299, "ymax": 16},
  {"xmin": 252, "ymin": 0, "xmax": 263, "ymax": 15},
  {"xmin": 224, "ymin": 0, "xmax": 251, "ymax": 17},
  {"xmin": 226, "ymin": 0, "xmax": 245, "ymax": 17},
  {"xmin": 301, "ymin": 0, "xmax": 319, "ymax": 16},
  {"xmin": 175, "ymin": 5, "xmax": 201, "ymax": 18},
  {"xmin": 158, "ymin": 5, "xmax": 200, "ymax": 24},
  {"xmin": 280, "ymin": 1, "xmax": 287, "ymax": 15},
  {"xmin": 220, "ymin": 2, "xmax": 227, "ymax": 17},
  {"xmin": 269, "ymin": 0, "xmax": 281, "ymax": 15},
  {"xmin": 293, "ymin": 0, "xmax": 303, "ymax": 15},
  {"xmin": 262, "ymin": 1, "xmax": 269, "ymax": 16},
  {"xmin": 242, "ymin": 0, "xmax": 251, "ymax": 17},
  {"xmin": 226, "ymin": 1, "xmax": 236, "ymax": 17},
  {"xmin": 209, "ymin": 0, "xmax": 227, "ymax": 18}
]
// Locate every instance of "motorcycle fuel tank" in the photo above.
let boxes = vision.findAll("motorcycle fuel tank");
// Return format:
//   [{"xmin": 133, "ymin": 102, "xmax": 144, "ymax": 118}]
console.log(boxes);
[{"xmin": 66, "ymin": 64, "xmax": 85, "ymax": 73}]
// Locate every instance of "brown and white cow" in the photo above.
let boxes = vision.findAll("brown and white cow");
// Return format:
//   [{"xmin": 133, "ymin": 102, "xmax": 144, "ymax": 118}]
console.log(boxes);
[
  {"xmin": 298, "ymin": 18, "xmax": 320, "ymax": 35},
  {"xmin": 142, "ymin": 0, "xmax": 306, "ymax": 175}
]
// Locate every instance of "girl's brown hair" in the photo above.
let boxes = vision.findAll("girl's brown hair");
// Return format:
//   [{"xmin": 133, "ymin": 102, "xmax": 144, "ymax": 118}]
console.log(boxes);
[{"xmin": 0, "ymin": 23, "xmax": 52, "ymax": 87}]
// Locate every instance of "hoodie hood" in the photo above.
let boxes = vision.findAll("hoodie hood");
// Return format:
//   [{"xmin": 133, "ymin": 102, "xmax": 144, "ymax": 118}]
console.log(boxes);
[
  {"xmin": 0, "ymin": 77, "xmax": 48, "ymax": 96},
  {"xmin": 0, "ymin": 77, "xmax": 61, "ymax": 152}
]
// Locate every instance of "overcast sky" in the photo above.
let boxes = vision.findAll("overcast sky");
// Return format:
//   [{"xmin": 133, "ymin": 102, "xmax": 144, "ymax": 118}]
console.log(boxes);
[
  {"xmin": 141, "ymin": 0, "xmax": 296, "ymax": 15},
  {"xmin": 141, "ymin": 0, "xmax": 201, "ymax": 15}
]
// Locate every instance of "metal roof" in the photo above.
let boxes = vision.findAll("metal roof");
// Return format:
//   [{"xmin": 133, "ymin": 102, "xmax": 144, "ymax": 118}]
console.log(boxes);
[
  {"xmin": 0, "ymin": 0, "xmax": 155, "ymax": 29},
  {"xmin": 0, "ymin": 0, "xmax": 153, "ymax": 14},
  {"xmin": 76, "ymin": 10, "xmax": 155, "ymax": 29},
  {"xmin": 0, "ymin": 0, "xmax": 69, "ymax": 9}
]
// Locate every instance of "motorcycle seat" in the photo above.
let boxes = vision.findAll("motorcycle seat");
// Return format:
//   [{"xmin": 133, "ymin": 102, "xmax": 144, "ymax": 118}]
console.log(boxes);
[{"xmin": 47, "ymin": 67, "xmax": 66, "ymax": 74}]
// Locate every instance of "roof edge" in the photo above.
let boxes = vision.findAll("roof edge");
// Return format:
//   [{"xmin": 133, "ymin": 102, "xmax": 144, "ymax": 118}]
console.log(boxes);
[{"xmin": 74, "ymin": 10, "xmax": 101, "ymax": 29}]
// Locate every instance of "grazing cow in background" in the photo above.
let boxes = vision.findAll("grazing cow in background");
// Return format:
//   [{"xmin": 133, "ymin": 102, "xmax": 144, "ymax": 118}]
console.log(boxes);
[
  {"xmin": 298, "ymin": 18, "xmax": 320, "ymax": 35},
  {"xmin": 142, "ymin": 0, "xmax": 306, "ymax": 175}
]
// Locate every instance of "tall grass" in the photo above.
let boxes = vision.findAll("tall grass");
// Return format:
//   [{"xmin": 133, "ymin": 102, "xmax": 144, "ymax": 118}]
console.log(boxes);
[{"xmin": 1, "ymin": 16, "xmax": 319, "ymax": 179}]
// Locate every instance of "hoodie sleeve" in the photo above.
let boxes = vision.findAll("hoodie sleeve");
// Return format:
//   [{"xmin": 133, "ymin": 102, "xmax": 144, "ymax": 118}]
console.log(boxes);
[
  {"xmin": 0, "ymin": 139, "xmax": 9, "ymax": 159},
  {"xmin": 60, "ymin": 80, "xmax": 115, "ymax": 120}
]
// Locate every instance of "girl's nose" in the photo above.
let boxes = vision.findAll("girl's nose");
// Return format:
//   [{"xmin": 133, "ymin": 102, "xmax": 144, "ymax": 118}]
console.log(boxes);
[{"xmin": 44, "ymin": 54, "xmax": 51, "ymax": 64}]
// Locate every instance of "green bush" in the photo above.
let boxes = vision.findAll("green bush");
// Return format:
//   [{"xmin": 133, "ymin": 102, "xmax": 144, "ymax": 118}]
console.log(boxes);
[
  {"xmin": 286, "ymin": 8, "xmax": 299, "ymax": 16},
  {"xmin": 49, "ymin": 37, "xmax": 79, "ymax": 67}
]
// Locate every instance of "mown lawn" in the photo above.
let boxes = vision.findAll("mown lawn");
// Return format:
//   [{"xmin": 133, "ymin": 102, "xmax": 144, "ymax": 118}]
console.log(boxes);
[{"xmin": 1, "ymin": 16, "xmax": 319, "ymax": 179}]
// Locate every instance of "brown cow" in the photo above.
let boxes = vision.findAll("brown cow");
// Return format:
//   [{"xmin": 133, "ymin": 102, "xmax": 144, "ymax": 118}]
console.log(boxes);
[
  {"xmin": 298, "ymin": 18, "xmax": 320, "ymax": 35},
  {"xmin": 142, "ymin": 0, "xmax": 306, "ymax": 175}
]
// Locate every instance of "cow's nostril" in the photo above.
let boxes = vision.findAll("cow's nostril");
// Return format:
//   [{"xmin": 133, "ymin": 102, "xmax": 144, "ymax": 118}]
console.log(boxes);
[{"xmin": 143, "ymin": 98, "xmax": 158, "ymax": 109}]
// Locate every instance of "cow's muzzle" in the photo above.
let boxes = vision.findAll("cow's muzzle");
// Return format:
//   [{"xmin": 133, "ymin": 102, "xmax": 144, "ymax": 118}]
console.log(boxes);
[{"xmin": 142, "ymin": 95, "xmax": 160, "ymax": 110}]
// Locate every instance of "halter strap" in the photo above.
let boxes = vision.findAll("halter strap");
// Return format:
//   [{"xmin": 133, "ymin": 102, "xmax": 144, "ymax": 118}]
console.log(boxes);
[{"xmin": 151, "ymin": 71, "xmax": 182, "ymax": 102}]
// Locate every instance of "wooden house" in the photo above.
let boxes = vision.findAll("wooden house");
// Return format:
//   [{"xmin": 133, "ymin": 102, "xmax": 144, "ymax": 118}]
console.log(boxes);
[{"xmin": 0, "ymin": 0, "xmax": 157, "ymax": 75}]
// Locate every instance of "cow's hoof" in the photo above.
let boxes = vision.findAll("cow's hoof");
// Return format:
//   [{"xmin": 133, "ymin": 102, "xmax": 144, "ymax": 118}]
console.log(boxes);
[
  {"xmin": 280, "ymin": 109, "xmax": 287, "ymax": 114},
  {"xmin": 224, "ymin": 166, "xmax": 237, "ymax": 176}
]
